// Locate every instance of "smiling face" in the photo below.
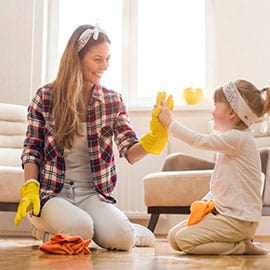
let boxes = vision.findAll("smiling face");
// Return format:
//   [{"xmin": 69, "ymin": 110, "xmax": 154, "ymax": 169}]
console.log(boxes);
[{"xmin": 80, "ymin": 41, "xmax": 110, "ymax": 86}]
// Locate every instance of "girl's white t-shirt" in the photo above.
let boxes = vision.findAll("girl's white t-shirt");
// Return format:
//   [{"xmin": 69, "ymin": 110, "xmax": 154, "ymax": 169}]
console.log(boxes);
[{"xmin": 169, "ymin": 120, "xmax": 262, "ymax": 222}]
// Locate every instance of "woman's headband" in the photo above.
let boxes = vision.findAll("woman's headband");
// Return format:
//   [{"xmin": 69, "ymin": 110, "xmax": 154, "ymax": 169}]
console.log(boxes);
[
  {"xmin": 222, "ymin": 81, "xmax": 258, "ymax": 126},
  {"xmin": 77, "ymin": 23, "xmax": 106, "ymax": 52}
]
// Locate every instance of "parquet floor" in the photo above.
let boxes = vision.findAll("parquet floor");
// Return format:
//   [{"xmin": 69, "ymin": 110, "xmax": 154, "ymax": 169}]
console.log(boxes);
[{"xmin": 0, "ymin": 234, "xmax": 270, "ymax": 270}]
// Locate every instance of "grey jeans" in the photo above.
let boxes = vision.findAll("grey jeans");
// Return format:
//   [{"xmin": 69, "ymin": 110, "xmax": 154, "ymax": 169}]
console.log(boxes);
[{"xmin": 29, "ymin": 181, "xmax": 136, "ymax": 250}]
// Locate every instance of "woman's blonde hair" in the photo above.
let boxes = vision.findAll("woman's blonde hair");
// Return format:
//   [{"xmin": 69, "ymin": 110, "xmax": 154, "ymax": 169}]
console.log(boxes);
[
  {"xmin": 213, "ymin": 79, "xmax": 270, "ymax": 130},
  {"xmin": 51, "ymin": 24, "xmax": 110, "ymax": 149}
]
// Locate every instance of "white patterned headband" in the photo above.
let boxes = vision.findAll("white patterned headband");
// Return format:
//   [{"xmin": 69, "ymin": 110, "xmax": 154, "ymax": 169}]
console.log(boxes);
[
  {"xmin": 77, "ymin": 23, "xmax": 106, "ymax": 52},
  {"xmin": 222, "ymin": 81, "xmax": 258, "ymax": 126}
]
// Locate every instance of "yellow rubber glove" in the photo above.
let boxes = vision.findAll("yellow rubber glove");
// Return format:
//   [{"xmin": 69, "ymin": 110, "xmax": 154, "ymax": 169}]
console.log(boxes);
[
  {"xmin": 187, "ymin": 200, "xmax": 215, "ymax": 225},
  {"xmin": 14, "ymin": 180, "xmax": 40, "ymax": 226},
  {"xmin": 140, "ymin": 91, "xmax": 174, "ymax": 154}
]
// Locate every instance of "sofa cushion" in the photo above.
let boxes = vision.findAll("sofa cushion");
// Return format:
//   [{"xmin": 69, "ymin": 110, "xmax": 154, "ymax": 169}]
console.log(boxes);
[
  {"xmin": 0, "ymin": 148, "xmax": 23, "ymax": 167},
  {"xmin": 0, "ymin": 166, "xmax": 24, "ymax": 202},
  {"xmin": 0, "ymin": 135, "xmax": 25, "ymax": 148},
  {"xmin": 0, "ymin": 121, "xmax": 27, "ymax": 135},
  {"xmin": 0, "ymin": 103, "xmax": 27, "ymax": 122}
]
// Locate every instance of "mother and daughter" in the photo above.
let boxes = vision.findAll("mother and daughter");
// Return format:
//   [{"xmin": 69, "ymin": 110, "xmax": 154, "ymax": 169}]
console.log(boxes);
[{"xmin": 15, "ymin": 23, "xmax": 269, "ymax": 255}]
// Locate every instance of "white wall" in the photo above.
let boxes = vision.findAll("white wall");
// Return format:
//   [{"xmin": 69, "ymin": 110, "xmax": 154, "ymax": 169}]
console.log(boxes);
[
  {"xmin": 212, "ymin": 0, "xmax": 270, "ymax": 88},
  {"xmin": 0, "ymin": 0, "xmax": 45, "ymax": 105},
  {"xmin": 1, "ymin": 0, "xmax": 270, "ymax": 105},
  {"xmin": 1, "ymin": 0, "xmax": 270, "ymax": 235}
]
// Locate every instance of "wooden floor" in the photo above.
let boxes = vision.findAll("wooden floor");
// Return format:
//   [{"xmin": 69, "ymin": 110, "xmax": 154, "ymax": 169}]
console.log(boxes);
[{"xmin": 0, "ymin": 233, "xmax": 270, "ymax": 270}]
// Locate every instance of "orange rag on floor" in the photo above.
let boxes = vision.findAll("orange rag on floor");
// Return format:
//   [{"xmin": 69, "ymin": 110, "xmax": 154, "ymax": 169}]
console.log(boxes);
[
  {"xmin": 187, "ymin": 200, "xmax": 215, "ymax": 225},
  {"xmin": 39, "ymin": 233, "xmax": 91, "ymax": 255}
]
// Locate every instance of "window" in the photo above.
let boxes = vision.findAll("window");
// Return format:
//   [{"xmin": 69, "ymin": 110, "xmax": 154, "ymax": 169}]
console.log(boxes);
[
  {"xmin": 136, "ymin": 0, "xmax": 206, "ymax": 106},
  {"xmin": 52, "ymin": 0, "xmax": 206, "ymax": 107}
]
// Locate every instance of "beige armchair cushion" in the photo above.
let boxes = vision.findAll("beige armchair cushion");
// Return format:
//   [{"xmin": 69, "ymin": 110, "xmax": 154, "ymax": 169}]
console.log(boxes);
[
  {"xmin": 162, "ymin": 152, "xmax": 214, "ymax": 171},
  {"xmin": 144, "ymin": 170, "xmax": 212, "ymax": 207}
]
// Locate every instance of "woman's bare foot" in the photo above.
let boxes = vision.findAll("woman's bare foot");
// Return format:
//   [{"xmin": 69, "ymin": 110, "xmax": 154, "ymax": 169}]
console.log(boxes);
[{"xmin": 244, "ymin": 239, "xmax": 268, "ymax": 255}]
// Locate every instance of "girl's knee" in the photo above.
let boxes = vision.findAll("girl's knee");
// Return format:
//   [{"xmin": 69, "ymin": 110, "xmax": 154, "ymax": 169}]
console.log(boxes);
[
  {"xmin": 175, "ymin": 230, "xmax": 193, "ymax": 253},
  {"xmin": 168, "ymin": 229, "xmax": 180, "ymax": 251}
]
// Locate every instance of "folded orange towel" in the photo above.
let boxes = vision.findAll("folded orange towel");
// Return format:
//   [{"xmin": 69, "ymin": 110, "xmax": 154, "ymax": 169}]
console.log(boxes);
[
  {"xmin": 39, "ymin": 233, "xmax": 91, "ymax": 255},
  {"xmin": 187, "ymin": 200, "xmax": 215, "ymax": 225}
]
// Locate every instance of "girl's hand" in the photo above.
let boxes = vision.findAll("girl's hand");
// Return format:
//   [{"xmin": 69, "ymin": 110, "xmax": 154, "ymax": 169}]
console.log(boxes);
[{"xmin": 158, "ymin": 102, "xmax": 173, "ymax": 128}]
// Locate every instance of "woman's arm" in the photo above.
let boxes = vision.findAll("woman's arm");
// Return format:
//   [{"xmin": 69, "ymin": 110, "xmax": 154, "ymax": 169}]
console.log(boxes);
[
  {"xmin": 126, "ymin": 142, "xmax": 148, "ymax": 164},
  {"xmin": 24, "ymin": 162, "xmax": 39, "ymax": 182}
]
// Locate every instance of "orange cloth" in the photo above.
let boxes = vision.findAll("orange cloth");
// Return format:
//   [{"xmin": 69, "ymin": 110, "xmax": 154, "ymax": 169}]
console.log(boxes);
[
  {"xmin": 39, "ymin": 233, "xmax": 91, "ymax": 255},
  {"xmin": 187, "ymin": 200, "xmax": 215, "ymax": 225}
]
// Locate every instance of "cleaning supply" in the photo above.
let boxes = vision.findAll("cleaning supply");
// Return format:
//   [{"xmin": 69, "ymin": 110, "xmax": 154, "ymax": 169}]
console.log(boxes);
[
  {"xmin": 140, "ymin": 91, "xmax": 174, "ymax": 154},
  {"xmin": 39, "ymin": 233, "xmax": 91, "ymax": 255},
  {"xmin": 187, "ymin": 200, "xmax": 215, "ymax": 225},
  {"xmin": 14, "ymin": 180, "xmax": 40, "ymax": 226}
]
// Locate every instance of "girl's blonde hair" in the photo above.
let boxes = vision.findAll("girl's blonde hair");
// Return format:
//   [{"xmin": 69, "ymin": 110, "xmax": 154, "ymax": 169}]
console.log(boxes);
[
  {"xmin": 51, "ymin": 24, "xmax": 110, "ymax": 149},
  {"xmin": 213, "ymin": 79, "xmax": 270, "ymax": 130}
]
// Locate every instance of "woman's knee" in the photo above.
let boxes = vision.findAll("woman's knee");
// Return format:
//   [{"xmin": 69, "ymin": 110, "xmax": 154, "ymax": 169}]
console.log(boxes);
[
  {"xmin": 70, "ymin": 216, "xmax": 94, "ymax": 240},
  {"xmin": 94, "ymin": 221, "xmax": 135, "ymax": 251},
  {"xmin": 111, "ymin": 228, "xmax": 135, "ymax": 251},
  {"xmin": 32, "ymin": 198, "xmax": 95, "ymax": 240}
]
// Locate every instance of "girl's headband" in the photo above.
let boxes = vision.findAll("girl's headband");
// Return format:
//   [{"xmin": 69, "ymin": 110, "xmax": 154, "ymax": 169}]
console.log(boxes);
[
  {"xmin": 222, "ymin": 81, "xmax": 258, "ymax": 126},
  {"xmin": 77, "ymin": 23, "xmax": 106, "ymax": 52}
]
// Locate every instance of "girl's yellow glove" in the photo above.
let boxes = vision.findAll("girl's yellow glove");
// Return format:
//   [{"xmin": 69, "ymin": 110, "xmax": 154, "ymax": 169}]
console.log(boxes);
[
  {"xmin": 140, "ymin": 91, "xmax": 174, "ymax": 154},
  {"xmin": 14, "ymin": 180, "xmax": 40, "ymax": 226}
]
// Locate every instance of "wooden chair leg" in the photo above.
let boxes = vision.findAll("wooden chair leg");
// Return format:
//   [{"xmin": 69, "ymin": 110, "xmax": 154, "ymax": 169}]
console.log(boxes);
[{"xmin": 147, "ymin": 213, "xmax": 160, "ymax": 232}]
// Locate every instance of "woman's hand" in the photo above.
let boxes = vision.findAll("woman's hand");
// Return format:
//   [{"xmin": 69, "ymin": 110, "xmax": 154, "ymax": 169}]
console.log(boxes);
[
  {"xmin": 14, "ymin": 180, "xmax": 40, "ymax": 226},
  {"xmin": 140, "ymin": 92, "xmax": 173, "ymax": 154}
]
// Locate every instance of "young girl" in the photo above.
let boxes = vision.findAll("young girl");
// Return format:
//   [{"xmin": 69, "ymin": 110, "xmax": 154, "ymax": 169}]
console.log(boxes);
[{"xmin": 158, "ymin": 79, "xmax": 270, "ymax": 255}]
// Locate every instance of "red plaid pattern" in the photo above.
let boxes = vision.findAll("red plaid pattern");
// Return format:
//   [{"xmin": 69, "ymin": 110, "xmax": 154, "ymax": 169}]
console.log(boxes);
[{"xmin": 21, "ymin": 84, "xmax": 138, "ymax": 207}]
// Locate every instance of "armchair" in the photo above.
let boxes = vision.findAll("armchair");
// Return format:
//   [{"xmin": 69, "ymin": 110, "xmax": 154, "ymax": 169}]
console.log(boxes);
[{"xmin": 144, "ymin": 148, "xmax": 270, "ymax": 232}]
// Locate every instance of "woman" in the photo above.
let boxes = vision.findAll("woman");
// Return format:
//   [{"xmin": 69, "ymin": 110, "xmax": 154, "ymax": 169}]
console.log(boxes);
[{"xmin": 14, "ymin": 23, "xmax": 173, "ymax": 251}]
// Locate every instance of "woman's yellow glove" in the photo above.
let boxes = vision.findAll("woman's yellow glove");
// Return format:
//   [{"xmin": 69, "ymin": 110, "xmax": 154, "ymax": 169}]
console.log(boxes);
[
  {"xmin": 140, "ymin": 91, "xmax": 174, "ymax": 154},
  {"xmin": 14, "ymin": 180, "xmax": 40, "ymax": 226}
]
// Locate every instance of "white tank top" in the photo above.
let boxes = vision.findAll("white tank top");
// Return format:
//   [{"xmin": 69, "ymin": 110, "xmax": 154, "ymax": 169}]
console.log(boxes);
[{"xmin": 63, "ymin": 122, "xmax": 91, "ymax": 183}]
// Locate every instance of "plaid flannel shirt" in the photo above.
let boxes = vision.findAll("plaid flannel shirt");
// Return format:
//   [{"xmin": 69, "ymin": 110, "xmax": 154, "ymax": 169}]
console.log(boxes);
[{"xmin": 21, "ymin": 84, "xmax": 139, "ymax": 207}]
